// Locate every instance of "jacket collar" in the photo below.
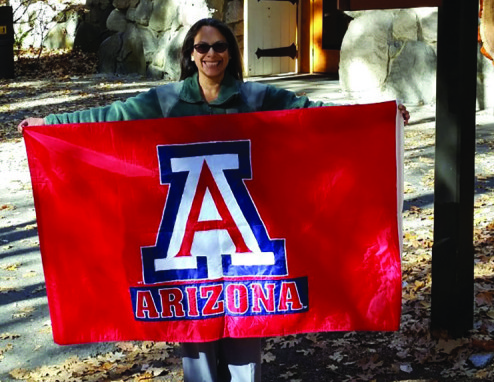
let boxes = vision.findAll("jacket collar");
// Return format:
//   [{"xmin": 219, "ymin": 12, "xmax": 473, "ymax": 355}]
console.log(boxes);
[{"xmin": 180, "ymin": 72, "xmax": 241, "ymax": 105}]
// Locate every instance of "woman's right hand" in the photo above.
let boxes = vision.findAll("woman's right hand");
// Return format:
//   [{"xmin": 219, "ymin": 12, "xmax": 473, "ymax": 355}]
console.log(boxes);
[{"xmin": 18, "ymin": 117, "xmax": 45, "ymax": 133}]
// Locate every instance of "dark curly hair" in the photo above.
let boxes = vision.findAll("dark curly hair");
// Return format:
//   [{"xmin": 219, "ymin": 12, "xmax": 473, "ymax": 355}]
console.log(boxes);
[{"xmin": 180, "ymin": 18, "xmax": 244, "ymax": 81}]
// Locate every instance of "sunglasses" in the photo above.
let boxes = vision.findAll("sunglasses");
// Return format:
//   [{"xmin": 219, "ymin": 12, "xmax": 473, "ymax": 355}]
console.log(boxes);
[{"xmin": 193, "ymin": 42, "xmax": 229, "ymax": 54}]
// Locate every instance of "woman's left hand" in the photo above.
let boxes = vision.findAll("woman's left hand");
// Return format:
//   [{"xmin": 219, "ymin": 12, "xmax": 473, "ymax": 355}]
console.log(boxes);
[
  {"xmin": 18, "ymin": 117, "xmax": 45, "ymax": 133},
  {"xmin": 398, "ymin": 104, "xmax": 410, "ymax": 125}
]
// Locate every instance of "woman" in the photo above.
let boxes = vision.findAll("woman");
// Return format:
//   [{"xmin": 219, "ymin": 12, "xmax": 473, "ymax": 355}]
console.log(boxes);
[
  {"xmin": 18, "ymin": 18, "xmax": 409, "ymax": 382},
  {"xmin": 18, "ymin": 19, "xmax": 409, "ymax": 130}
]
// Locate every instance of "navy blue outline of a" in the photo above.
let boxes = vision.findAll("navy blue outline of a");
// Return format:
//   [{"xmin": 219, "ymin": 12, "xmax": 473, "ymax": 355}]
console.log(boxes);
[{"xmin": 141, "ymin": 141, "xmax": 288, "ymax": 284}]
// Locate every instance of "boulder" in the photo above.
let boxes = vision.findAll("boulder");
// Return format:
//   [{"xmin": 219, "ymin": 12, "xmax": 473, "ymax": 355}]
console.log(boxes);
[
  {"xmin": 149, "ymin": 0, "xmax": 180, "ymax": 33},
  {"xmin": 117, "ymin": 24, "xmax": 147, "ymax": 75},
  {"xmin": 126, "ymin": 7, "xmax": 136, "ymax": 22},
  {"xmin": 138, "ymin": 26, "xmax": 159, "ymax": 63},
  {"xmin": 207, "ymin": 0, "xmax": 224, "ymax": 20},
  {"xmin": 135, "ymin": 0, "xmax": 153, "ymax": 26},
  {"xmin": 107, "ymin": 9, "xmax": 128, "ymax": 32},
  {"xmin": 386, "ymin": 41, "xmax": 436, "ymax": 104},
  {"xmin": 86, "ymin": 0, "xmax": 113, "ymax": 28},
  {"xmin": 151, "ymin": 27, "xmax": 189, "ymax": 80},
  {"xmin": 74, "ymin": 21, "xmax": 114, "ymax": 53},
  {"xmin": 225, "ymin": 0, "xmax": 242, "ymax": 24},
  {"xmin": 98, "ymin": 24, "xmax": 146, "ymax": 76},
  {"xmin": 339, "ymin": 9, "xmax": 437, "ymax": 105},
  {"xmin": 113, "ymin": 0, "xmax": 132, "ymax": 10},
  {"xmin": 415, "ymin": 8, "xmax": 438, "ymax": 45},
  {"xmin": 98, "ymin": 33, "xmax": 122, "ymax": 73}
]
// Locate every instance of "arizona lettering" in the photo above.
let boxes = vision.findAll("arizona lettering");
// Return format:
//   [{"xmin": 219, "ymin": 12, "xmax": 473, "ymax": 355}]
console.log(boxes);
[{"xmin": 130, "ymin": 277, "xmax": 308, "ymax": 320}]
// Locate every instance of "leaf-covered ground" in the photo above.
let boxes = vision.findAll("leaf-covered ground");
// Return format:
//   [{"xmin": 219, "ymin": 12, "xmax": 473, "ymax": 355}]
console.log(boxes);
[{"xmin": 2, "ymin": 51, "xmax": 494, "ymax": 381}]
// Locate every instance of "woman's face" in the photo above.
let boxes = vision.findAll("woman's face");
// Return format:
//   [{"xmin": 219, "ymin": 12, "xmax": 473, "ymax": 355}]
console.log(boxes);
[{"xmin": 191, "ymin": 26, "xmax": 230, "ymax": 82}]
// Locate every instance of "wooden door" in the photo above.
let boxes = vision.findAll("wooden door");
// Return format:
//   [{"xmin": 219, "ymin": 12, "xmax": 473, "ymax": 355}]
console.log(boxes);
[
  {"xmin": 312, "ymin": 0, "xmax": 351, "ymax": 73},
  {"xmin": 245, "ymin": 0, "xmax": 298, "ymax": 76}
]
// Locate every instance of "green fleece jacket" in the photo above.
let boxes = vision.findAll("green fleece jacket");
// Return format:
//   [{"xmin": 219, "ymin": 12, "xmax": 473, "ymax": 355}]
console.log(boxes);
[{"xmin": 44, "ymin": 72, "xmax": 328, "ymax": 124}]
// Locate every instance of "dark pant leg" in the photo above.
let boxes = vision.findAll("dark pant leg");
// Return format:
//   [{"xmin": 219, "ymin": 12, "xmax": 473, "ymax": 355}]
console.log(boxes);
[
  {"xmin": 181, "ymin": 338, "xmax": 262, "ymax": 382},
  {"xmin": 181, "ymin": 341, "xmax": 220, "ymax": 382},
  {"xmin": 217, "ymin": 338, "xmax": 262, "ymax": 382}
]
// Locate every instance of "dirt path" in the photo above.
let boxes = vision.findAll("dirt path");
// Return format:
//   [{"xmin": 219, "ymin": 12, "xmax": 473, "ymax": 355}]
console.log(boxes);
[{"xmin": 2, "ymin": 72, "xmax": 494, "ymax": 381}]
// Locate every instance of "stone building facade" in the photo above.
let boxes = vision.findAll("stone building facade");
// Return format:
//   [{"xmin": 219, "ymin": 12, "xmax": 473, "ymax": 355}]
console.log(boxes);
[
  {"xmin": 74, "ymin": 0, "xmax": 243, "ymax": 80},
  {"xmin": 12, "ymin": 0, "xmax": 494, "ymax": 108}
]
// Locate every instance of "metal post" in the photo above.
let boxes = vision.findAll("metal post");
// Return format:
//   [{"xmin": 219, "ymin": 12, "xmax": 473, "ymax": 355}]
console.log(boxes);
[
  {"xmin": 431, "ymin": 0, "xmax": 478, "ymax": 337},
  {"xmin": 0, "ymin": 6, "xmax": 14, "ymax": 79}
]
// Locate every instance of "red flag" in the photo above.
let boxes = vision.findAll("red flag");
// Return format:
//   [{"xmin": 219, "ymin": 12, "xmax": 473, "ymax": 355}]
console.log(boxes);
[{"xmin": 24, "ymin": 102, "xmax": 402, "ymax": 344}]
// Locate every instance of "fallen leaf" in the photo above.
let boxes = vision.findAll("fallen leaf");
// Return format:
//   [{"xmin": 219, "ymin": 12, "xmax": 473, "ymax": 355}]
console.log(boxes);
[
  {"xmin": 0, "ymin": 332, "xmax": 20, "ymax": 340},
  {"xmin": 0, "ymin": 343, "xmax": 14, "ymax": 358},
  {"xmin": 329, "ymin": 351, "xmax": 345, "ymax": 362},
  {"xmin": 436, "ymin": 338, "xmax": 469, "ymax": 355},
  {"xmin": 9, "ymin": 368, "xmax": 29, "ymax": 379},
  {"xmin": 31, "ymin": 285, "xmax": 46, "ymax": 294},
  {"xmin": 476, "ymin": 291, "xmax": 494, "ymax": 306},
  {"xmin": 0, "ymin": 286, "xmax": 24, "ymax": 294},
  {"xmin": 116, "ymin": 341, "xmax": 136, "ymax": 352},
  {"xmin": 472, "ymin": 339, "xmax": 494, "ymax": 352},
  {"xmin": 262, "ymin": 352, "xmax": 276, "ymax": 363},
  {"xmin": 12, "ymin": 306, "xmax": 36, "ymax": 319},
  {"xmin": 279, "ymin": 336, "xmax": 301, "ymax": 348},
  {"xmin": 280, "ymin": 371, "xmax": 296, "ymax": 379},
  {"xmin": 0, "ymin": 263, "xmax": 21, "ymax": 271},
  {"xmin": 296, "ymin": 348, "xmax": 315, "ymax": 356},
  {"xmin": 400, "ymin": 364, "xmax": 413, "ymax": 373}
]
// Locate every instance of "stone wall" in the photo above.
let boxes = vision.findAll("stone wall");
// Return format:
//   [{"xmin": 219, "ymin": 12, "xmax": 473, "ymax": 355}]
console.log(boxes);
[{"xmin": 75, "ymin": 0, "xmax": 244, "ymax": 80}]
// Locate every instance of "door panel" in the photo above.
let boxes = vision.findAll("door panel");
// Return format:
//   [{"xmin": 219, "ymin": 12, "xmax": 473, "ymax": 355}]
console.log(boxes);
[
  {"xmin": 313, "ymin": 0, "xmax": 351, "ymax": 73},
  {"xmin": 245, "ymin": 0, "xmax": 297, "ymax": 76}
]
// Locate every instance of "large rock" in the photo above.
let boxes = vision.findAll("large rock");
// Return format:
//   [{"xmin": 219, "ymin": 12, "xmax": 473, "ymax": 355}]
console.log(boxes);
[
  {"xmin": 135, "ymin": 0, "xmax": 153, "ymax": 26},
  {"xmin": 87, "ymin": 0, "xmax": 113, "ymax": 26},
  {"xmin": 415, "ymin": 8, "xmax": 438, "ymax": 44},
  {"xmin": 74, "ymin": 21, "xmax": 114, "ymax": 53},
  {"xmin": 207, "ymin": 0, "xmax": 224, "ymax": 20},
  {"xmin": 117, "ymin": 24, "xmax": 147, "ymax": 75},
  {"xmin": 113, "ymin": 0, "xmax": 132, "ymax": 10},
  {"xmin": 339, "ymin": 9, "xmax": 437, "ymax": 105},
  {"xmin": 98, "ymin": 33, "xmax": 122, "ymax": 73},
  {"xmin": 138, "ymin": 26, "xmax": 159, "ymax": 63},
  {"xmin": 386, "ymin": 41, "xmax": 436, "ymax": 104},
  {"xmin": 75, "ymin": 0, "xmax": 114, "ymax": 52},
  {"xmin": 98, "ymin": 24, "xmax": 146, "ymax": 76},
  {"xmin": 225, "ymin": 0, "xmax": 242, "ymax": 24},
  {"xmin": 150, "ymin": 27, "xmax": 189, "ymax": 80},
  {"xmin": 107, "ymin": 9, "xmax": 128, "ymax": 32},
  {"xmin": 148, "ymin": 0, "xmax": 175, "ymax": 32}
]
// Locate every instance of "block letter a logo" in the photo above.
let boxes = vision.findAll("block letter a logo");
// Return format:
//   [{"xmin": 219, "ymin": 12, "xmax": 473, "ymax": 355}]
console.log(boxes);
[{"xmin": 141, "ymin": 141, "xmax": 287, "ymax": 284}]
